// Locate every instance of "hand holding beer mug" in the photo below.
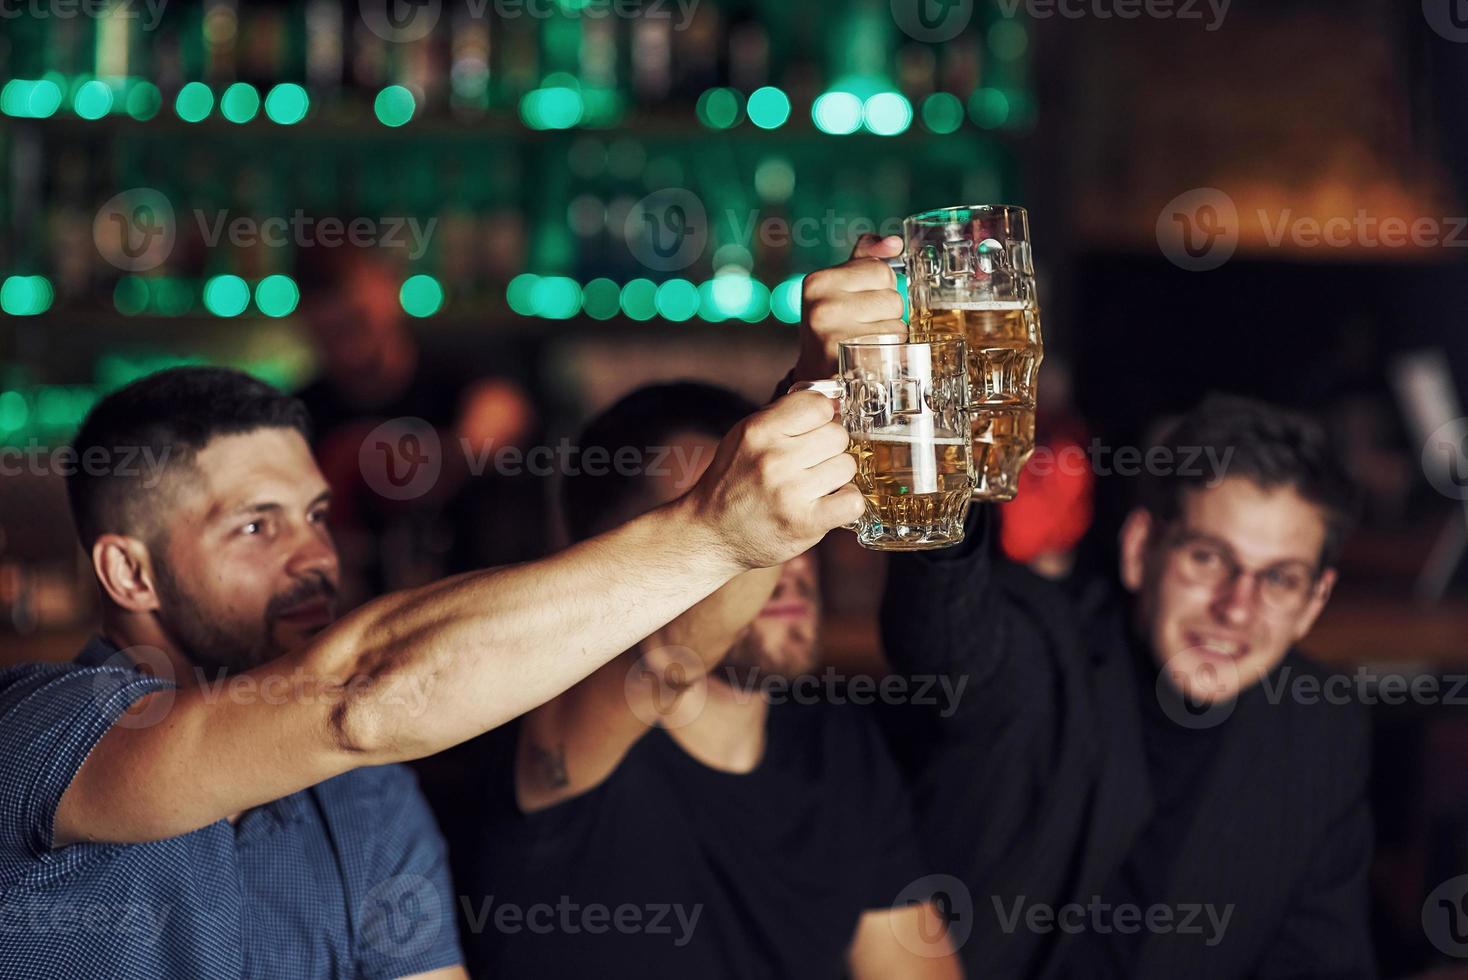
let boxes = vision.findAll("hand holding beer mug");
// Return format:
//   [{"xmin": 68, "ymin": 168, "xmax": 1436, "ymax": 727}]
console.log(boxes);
[
  {"xmin": 791, "ymin": 335, "xmax": 974, "ymax": 551},
  {"xmin": 904, "ymin": 205, "xmax": 1044, "ymax": 501}
]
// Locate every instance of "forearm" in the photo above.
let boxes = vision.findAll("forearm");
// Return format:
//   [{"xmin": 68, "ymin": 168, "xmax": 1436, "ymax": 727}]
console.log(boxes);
[{"xmin": 315, "ymin": 493, "xmax": 740, "ymax": 764}]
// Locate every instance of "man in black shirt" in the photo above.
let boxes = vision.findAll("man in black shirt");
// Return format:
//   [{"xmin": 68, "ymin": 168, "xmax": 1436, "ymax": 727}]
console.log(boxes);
[
  {"xmin": 797, "ymin": 235, "xmax": 1374, "ymax": 979},
  {"xmin": 440, "ymin": 382, "xmax": 961, "ymax": 980}
]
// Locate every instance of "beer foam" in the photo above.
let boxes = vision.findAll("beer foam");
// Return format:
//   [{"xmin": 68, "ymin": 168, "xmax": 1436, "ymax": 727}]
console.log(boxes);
[
  {"xmin": 930, "ymin": 301, "xmax": 1029, "ymax": 311},
  {"xmin": 851, "ymin": 431, "xmax": 968, "ymax": 446}
]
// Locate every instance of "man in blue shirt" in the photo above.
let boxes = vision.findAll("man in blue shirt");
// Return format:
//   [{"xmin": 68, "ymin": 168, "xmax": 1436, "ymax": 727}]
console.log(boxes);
[{"xmin": 0, "ymin": 365, "xmax": 863, "ymax": 979}]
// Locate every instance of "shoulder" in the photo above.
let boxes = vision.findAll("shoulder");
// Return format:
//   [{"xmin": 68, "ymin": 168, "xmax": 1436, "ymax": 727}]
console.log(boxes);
[
  {"xmin": 1270, "ymin": 651, "xmax": 1371, "ymax": 740},
  {"xmin": 0, "ymin": 659, "xmax": 172, "ymax": 732}
]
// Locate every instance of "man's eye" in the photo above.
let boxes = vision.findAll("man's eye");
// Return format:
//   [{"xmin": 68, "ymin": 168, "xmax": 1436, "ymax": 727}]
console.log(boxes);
[
  {"xmin": 1265, "ymin": 569, "xmax": 1304, "ymax": 591},
  {"xmin": 242, "ymin": 520, "xmax": 263, "ymax": 536},
  {"xmin": 1189, "ymin": 548, "xmax": 1223, "ymax": 566}
]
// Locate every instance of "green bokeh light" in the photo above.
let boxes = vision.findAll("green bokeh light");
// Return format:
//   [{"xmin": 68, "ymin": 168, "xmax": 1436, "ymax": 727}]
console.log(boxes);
[
  {"xmin": 0, "ymin": 391, "xmax": 28, "ymax": 432},
  {"xmin": 921, "ymin": 92, "xmax": 964, "ymax": 134},
  {"xmin": 203, "ymin": 275, "xmax": 250, "ymax": 317},
  {"xmin": 654, "ymin": 279, "xmax": 700, "ymax": 322},
  {"xmin": 124, "ymin": 81, "xmax": 162, "ymax": 120},
  {"xmin": 175, "ymin": 82, "xmax": 214, "ymax": 123},
  {"xmin": 989, "ymin": 20, "xmax": 1029, "ymax": 61},
  {"xmin": 863, "ymin": 92, "xmax": 912, "ymax": 136},
  {"xmin": 582, "ymin": 278, "xmax": 622, "ymax": 320},
  {"xmin": 521, "ymin": 87, "xmax": 584, "ymax": 130},
  {"xmin": 400, "ymin": 274, "xmax": 445, "ymax": 317},
  {"xmin": 620, "ymin": 279, "xmax": 658, "ymax": 321},
  {"xmin": 73, "ymin": 80, "xmax": 114, "ymax": 120},
  {"xmin": 507, "ymin": 273, "xmax": 540, "ymax": 316},
  {"xmin": 812, "ymin": 92, "xmax": 863, "ymax": 135},
  {"xmin": 113, "ymin": 276, "xmax": 149, "ymax": 315},
  {"xmin": 255, "ymin": 275, "xmax": 300, "ymax": 318},
  {"xmin": 696, "ymin": 88, "xmax": 741, "ymax": 129},
  {"xmin": 0, "ymin": 276, "xmax": 53, "ymax": 315},
  {"xmin": 220, "ymin": 82, "xmax": 261, "ymax": 123},
  {"xmin": 746, "ymin": 86, "xmax": 791, "ymax": 130},
  {"xmin": 531, "ymin": 276, "xmax": 581, "ymax": 319},
  {"xmin": 771, "ymin": 276, "xmax": 804, "ymax": 324},
  {"xmin": 264, "ymin": 83, "xmax": 309, "ymax": 125},
  {"xmin": 969, "ymin": 88, "xmax": 1010, "ymax": 129},
  {"xmin": 374, "ymin": 85, "xmax": 416, "ymax": 127}
]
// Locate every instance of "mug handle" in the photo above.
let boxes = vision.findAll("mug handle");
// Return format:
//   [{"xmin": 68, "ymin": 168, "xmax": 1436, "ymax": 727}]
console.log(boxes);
[{"xmin": 787, "ymin": 379, "xmax": 860, "ymax": 532}]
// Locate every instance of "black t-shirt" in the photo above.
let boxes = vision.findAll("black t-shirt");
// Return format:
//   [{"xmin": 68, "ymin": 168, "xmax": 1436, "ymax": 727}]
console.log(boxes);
[{"xmin": 446, "ymin": 701, "xmax": 929, "ymax": 980}]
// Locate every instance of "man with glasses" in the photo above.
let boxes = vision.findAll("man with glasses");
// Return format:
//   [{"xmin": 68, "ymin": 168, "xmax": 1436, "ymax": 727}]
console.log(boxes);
[{"xmin": 798, "ymin": 236, "xmax": 1373, "ymax": 979}]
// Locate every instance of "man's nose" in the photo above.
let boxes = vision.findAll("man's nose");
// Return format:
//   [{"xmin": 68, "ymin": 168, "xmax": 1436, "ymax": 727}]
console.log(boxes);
[
  {"xmin": 1209, "ymin": 571, "xmax": 1257, "ymax": 626},
  {"xmin": 287, "ymin": 524, "xmax": 340, "ymax": 582}
]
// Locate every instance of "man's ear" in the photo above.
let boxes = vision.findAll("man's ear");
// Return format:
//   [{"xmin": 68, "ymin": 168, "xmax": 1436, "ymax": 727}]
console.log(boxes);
[
  {"xmin": 1118, "ymin": 508, "xmax": 1155, "ymax": 593},
  {"xmin": 91, "ymin": 534, "xmax": 163, "ymax": 612},
  {"xmin": 1291, "ymin": 566, "xmax": 1337, "ymax": 642}
]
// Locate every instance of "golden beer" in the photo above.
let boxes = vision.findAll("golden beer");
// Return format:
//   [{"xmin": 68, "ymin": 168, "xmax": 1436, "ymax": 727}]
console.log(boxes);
[
  {"xmin": 850, "ymin": 432, "xmax": 972, "ymax": 549},
  {"xmin": 912, "ymin": 302, "xmax": 1043, "ymax": 500}
]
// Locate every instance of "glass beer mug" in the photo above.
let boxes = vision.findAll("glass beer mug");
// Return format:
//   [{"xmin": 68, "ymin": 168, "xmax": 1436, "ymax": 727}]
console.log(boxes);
[
  {"xmin": 904, "ymin": 204, "xmax": 1044, "ymax": 502},
  {"xmin": 791, "ymin": 335, "xmax": 974, "ymax": 551}
]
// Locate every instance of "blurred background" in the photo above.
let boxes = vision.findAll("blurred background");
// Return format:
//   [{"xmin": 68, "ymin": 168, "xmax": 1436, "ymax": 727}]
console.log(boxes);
[{"xmin": 3, "ymin": 0, "xmax": 1468, "ymax": 974}]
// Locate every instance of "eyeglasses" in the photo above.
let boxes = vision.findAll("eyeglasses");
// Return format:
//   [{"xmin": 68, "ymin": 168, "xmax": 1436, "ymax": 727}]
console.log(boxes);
[{"xmin": 1163, "ymin": 528, "xmax": 1321, "ymax": 612}]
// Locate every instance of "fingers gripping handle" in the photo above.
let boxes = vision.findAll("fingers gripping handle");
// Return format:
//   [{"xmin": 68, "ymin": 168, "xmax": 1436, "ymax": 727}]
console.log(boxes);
[{"xmin": 787, "ymin": 379, "xmax": 861, "ymax": 532}]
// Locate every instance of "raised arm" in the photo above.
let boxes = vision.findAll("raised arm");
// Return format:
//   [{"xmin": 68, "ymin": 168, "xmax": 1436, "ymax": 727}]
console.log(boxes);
[{"xmin": 55, "ymin": 392, "xmax": 863, "ymax": 846}]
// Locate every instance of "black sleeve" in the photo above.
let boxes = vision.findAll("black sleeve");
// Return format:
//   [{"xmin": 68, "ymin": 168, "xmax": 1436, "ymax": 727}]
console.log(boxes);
[
  {"xmin": 1253, "ymin": 704, "xmax": 1376, "ymax": 979},
  {"xmin": 876, "ymin": 506, "xmax": 1100, "ymax": 979}
]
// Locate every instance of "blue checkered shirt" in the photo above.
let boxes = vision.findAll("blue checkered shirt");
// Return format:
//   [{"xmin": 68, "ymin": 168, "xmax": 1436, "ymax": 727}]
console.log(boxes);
[{"xmin": 0, "ymin": 636, "xmax": 463, "ymax": 979}]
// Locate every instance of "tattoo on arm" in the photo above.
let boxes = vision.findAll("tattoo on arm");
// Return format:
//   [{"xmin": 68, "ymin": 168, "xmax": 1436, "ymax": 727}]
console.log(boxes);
[{"xmin": 527, "ymin": 742, "xmax": 569, "ymax": 789}]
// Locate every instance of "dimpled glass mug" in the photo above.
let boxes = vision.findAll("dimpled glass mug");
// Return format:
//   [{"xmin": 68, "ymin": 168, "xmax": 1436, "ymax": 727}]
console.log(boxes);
[{"xmin": 791, "ymin": 334, "xmax": 975, "ymax": 551}]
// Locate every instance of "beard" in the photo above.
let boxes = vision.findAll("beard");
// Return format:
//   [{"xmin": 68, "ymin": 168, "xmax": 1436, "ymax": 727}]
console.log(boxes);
[
  {"xmin": 152, "ymin": 558, "xmax": 336, "ymax": 674},
  {"xmin": 716, "ymin": 617, "xmax": 819, "ymax": 685}
]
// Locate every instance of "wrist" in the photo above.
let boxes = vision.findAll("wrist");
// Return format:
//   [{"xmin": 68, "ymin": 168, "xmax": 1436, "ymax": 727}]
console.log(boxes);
[{"xmin": 664, "ymin": 491, "xmax": 746, "ymax": 581}]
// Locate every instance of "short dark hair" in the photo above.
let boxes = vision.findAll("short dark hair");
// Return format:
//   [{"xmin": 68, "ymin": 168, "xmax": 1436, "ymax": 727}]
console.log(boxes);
[
  {"xmin": 67, "ymin": 367, "xmax": 311, "ymax": 548},
  {"xmin": 1138, "ymin": 394, "xmax": 1359, "ymax": 569},
  {"xmin": 560, "ymin": 382, "xmax": 758, "ymax": 543}
]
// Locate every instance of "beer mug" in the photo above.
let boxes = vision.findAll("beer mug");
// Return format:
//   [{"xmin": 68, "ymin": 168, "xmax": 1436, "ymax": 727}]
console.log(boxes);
[
  {"xmin": 791, "ymin": 335, "xmax": 974, "ymax": 551},
  {"xmin": 903, "ymin": 205, "xmax": 1044, "ymax": 502}
]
